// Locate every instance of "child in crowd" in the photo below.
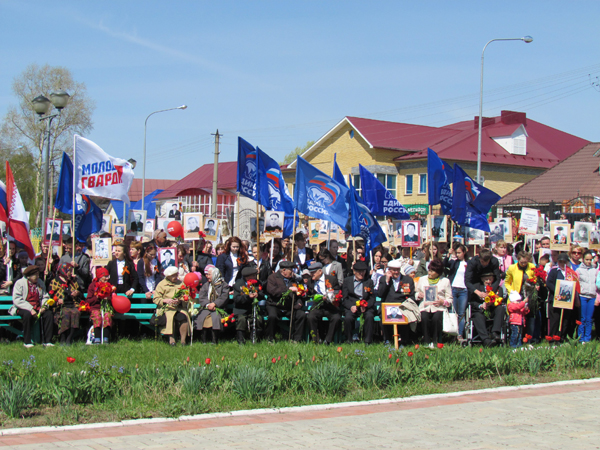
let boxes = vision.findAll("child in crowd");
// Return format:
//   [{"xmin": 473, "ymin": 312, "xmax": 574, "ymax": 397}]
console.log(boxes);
[{"xmin": 507, "ymin": 291, "xmax": 529, "ymax": 348}]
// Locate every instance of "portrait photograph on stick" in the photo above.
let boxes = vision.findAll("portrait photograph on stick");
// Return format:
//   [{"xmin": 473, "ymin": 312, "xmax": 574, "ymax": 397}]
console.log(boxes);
[
  {"xmin": 43, "ymin": 218, "xmax": 63, "ymax": 247},
  {"xmin": 112, "ymin": 223, "xmax": 125, "ymax": 239},
  {"xmin": 572, "ymin": 221, "xmax": 592, "ymax": 246},
  {"xmin": 158, "ymin": 247, "xmax": 178, "ymax": 272},
  {"xmin": 101, "ymin": 214, "xmax": 112, "ymax": 234},
  {"xmin": 263, "ymin": 211, "xmax": 284, "ymax": 238},
  {"xmin": 401, "ymin": 220, "xmax": 421, "ymax": 247},
  {"xmin": 92, "ymin": 237, "xmax": 112, "ymax": 265},
  {"xmin": 127, "ymin": 209, "xmax": 147, "ymax": 237},
  {"xmin": 550, "ymin": 223, "xmax": 571, "ymax": 250},
  {"xmin": 553, "ymin": 279, "xmax": 575, "ymax": 310},
  {"xmin": 183, "ymin": 212, "xmax": 203, "ymax": 240},
  {"xmin": 381, "ymin": 303, "xmax": 409, "ymax": 324},
  {"xmin": 203, "ymin": 217, "xmax": 220, "ymax": 241},
  {"xmin": 428, "ymin": 215, "xmax": 447, "ymax": 242}
]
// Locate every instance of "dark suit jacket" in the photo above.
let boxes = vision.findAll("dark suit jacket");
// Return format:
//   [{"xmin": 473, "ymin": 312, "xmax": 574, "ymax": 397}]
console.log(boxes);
[
  {"xmin": 131, "ymin": 221, "xmax": 143, "ymax": 232},
  {"xmin": 106, "ymin": 259, "xmax": 139, "ymax": 293},
  {"xmin": 266, "ymin": 271, "xmax": 299, "ymax": 309},
  {"xmin": 293, "ymin": 247, "xmax": 314, "ymax": 271},
  {"xmin": 233, "ymin": 277, "xmax": 266, "ymax": 314},
  {"xmin": 342, "ymin": 275, "xmax": 375, "ymax": 311},
  {"xmin": 376, "ymin": 275, "xmax": 415, "ymax": 303},
  {"xmin": 465, "ymin": 256, "xmax": 501, "ymax": 295}
]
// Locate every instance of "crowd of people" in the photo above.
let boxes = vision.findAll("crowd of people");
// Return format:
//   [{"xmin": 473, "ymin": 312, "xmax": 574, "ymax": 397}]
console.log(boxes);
[{"xmin": 2, "ymin": 222, "xmax": 599, "ymax": 349}]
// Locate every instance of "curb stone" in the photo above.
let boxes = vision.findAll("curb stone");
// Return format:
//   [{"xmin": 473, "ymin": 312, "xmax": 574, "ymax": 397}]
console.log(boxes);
[{"xmin": 2, "ymin": 377, "xmax": 599, "ymax": 436}]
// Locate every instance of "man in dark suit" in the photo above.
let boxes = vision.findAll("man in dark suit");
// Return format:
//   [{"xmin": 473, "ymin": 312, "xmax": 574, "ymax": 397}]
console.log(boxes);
[
  {"xmin": 46, "ymin": 221, "xmax": 61, "ymax": 242},
  {"xmin": 465, "ymin": 248, "xmax": 502, "ymax": 298},
  {"xmin": 265, "ymin": 213, "xmax": 283, "ymax": 233},
  {"xmin": 403, "ymin": 222, "xmax": 419, "ymax": 243},
  {"xmin": 265, "ymin": 261, "xmax": 306, "ymax": 343},
  {"xmin": 168, "ymin": 204, "xmax": 181, "ymax": 220},
  {"xmin": 342, "ymin": 260, "xmax": 375, "ymax": 344},
  {"xmin": 130, "ymin": 213, "xmax": 144, "ymax": 232},
  {"xmin": 306, "ymin": 262, "xmax": 341, "ymax": 344},
  {"xmin": 377, "ymin": 259, "xmax": 416, "ymax": 344},
  {"xmin": 293, "ymin": 232, "xmax": 314, "ymax": 272},
  {"xmin": 232, "ymin": 267, "xmax": 265, "ymax": 344}
]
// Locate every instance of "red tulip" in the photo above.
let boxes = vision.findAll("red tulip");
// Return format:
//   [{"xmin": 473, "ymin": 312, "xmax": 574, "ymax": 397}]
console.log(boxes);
[
  {"xmin": 395, "ymin": 358, "xmax": 400, "ymax": 363},
  {"xmin": 186, "ymin": 356, "xmax": 190, "ymax": 362},
  {"xmin": 414, "ymin": 344, "xmax": 419, "ymax": 350},
  {"xmin": 437, "ymin": 343, "xmax": 444, "ymax": 349},
  {"xmin": 407, "ymin": 352, "xmax": 413, "ymax": 357},
  {"xmin": 277, "ymin": 356, "xmax": 281, "ymax": 361},
  {"xmin": 205, "ymin": 358, "xmax": 211, "ymax": 365},
  {"xmin": 336, "ymin": 346, "xmax": 342, "ymax": 353},
  {"xmin": 388, "ymin": 354, "xmax": 392, "ymax": 359},
  {"xmin": 312, "ymin": 355, "xmax": 316, "ymax": 362},
  {"xmin": 479, "ymin": 348, "xmax": 483, "ymax": 353},
  {"xmin": 425, "ymin": 355, "xmax": 429, "ymax": 360},
  {"xmin": 253, "ymin": 352, "xmax": 257, "ymax": 359},
  {"xmin": 66, "ymin": 357, "xmax": 75, "ymax": 364},
  {"xmin": 272, "ymin": 357, "xmax": 276, "ymax": 363},
  {"xmin": 553, "ymin": 335, "xmax": 561, "ymax": 341}
]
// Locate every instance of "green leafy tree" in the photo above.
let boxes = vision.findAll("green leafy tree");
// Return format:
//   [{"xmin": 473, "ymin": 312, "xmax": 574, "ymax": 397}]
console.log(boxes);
[
  {"xmin": 0, "ymin": 64, "xmax": 95, "ymax": 226},
  {"xmin": 281, "ymin": 140, "xmax": 315, "ymax": 165}
]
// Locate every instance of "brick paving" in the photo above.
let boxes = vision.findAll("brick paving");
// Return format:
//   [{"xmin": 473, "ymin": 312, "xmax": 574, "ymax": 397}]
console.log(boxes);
[{"xmin": 1, "ymin": 381, "xmax": 600, "ymax": 449}]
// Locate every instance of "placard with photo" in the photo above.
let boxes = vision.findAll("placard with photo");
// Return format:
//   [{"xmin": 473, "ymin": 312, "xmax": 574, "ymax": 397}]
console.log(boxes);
[
  {"xmin": 590, "ymin": 227, "xmax": 600, "ymax": 249},
  {"xmin": 465, "ymin": 227, "xmax": 485, "ymax": 246},
  {"xmin": 158, "ymin": 247, "xmax": 178, "ymax": 272},
  {"xmin": 263, "ymin": 211, "xmax": 284, "ymax": 238},
  {"xmin": 202, "ymin": 217, "xmax": 220, "ymax": 242},
  {"xmin": 378, "ymin": 220, "xmax": 393, "ymax": 244},
  {"xmin": 519, "ymin": 207, "xmax": 539, "ymax": 235},
  {"xmin": 381, "ymin": 303, "xmax": 409, "ymax": 325},
  {"xmin": 101, "ymin": 215, "xmax": 112, "ymax": 234},
  {"xmin": 497, "ymin": 217, "xmax": 513, "ymax": 243},
  {"xmin": 401, "ymin": 220, "xmax": 421, "ymax": 247},
  {"xmin": 250, "ymin": 217, "xmax": 265, "ymax": 242},
  {"xmin": 550, "ymin": 223, "xmax": 571, "ymax": 250},
  {"xmin": 309, "ymin": 220, "xmax": 326, "ymax": 245},
  {"xmin": 144, "ymin": 219, "xmax": 155, "ymax": 237},
  {"xmin": 424, "ymin": 285, "xmax": 438, "ymax": 305},
  {"xmin": 489, "ymin": 222, "xmax": 506, "ymax": 245},
  {"xmin": 127, "ymin": 210, "xmax": 147, "ymax": 237},
  {"xmin": 572, "ymin": 221, "xmax": 593, "ymax": 246},
  {"xmin": 62, "ymin": 222, "xmax": 72, "ymax": 239},
  {"xmin": 553, "ymin": 279, "xmax": 575, "ymax": 310},
  {"xmin": 428, "ymin": 215, "xmax": 447, "ymax": 242},
  {"xmin": 112, "ymin": 223, "xmax": 126, "ymax": 240},
  {"xmin": 43, "ymin": 218, "xmax": 63, "ymax": 246},
  {"xmin": 183, "ymin": 212, "xmax": 203, "ymax": 240},
  {"xmin": 92, "ymin": 237, "xmax": 112, "ymax": 266}
]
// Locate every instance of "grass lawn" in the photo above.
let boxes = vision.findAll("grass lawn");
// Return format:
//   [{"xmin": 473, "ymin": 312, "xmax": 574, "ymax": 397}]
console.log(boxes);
[{"xmin": 1, "ymin": 338, "xmax": 599, "ymax": 429}]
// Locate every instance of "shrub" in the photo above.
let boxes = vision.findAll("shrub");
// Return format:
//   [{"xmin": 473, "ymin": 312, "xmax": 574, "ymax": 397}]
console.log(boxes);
[
  {"xmin": 0, "ymin": 379, "xmax": 29, "ymax": 418},
  {"xmin": 358, "ymin": 363, "xmax": 394, "ymax": 389},
  {"xmin": 179, "ymin": 367, "xmax": 216, "ymax": 394},
  {"xmin": 231, "ymin": 366, "xmax": 272, "ymax": 401},
  {"xmin": 308, "ymin": 362, "xmax": 348, "ymax": 396}
]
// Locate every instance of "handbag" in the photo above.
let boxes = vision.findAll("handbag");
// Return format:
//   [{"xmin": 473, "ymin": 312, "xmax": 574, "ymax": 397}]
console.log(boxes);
[
  {"xmin": 149, "ymin": 313, "xmax": 167, "ymax": 327},
  {"xmin": 442, "ymin": 308, "xmax": 459, "ymax": 335}
]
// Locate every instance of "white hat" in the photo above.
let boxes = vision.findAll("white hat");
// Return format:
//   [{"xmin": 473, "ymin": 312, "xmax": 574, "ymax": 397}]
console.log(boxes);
[
  {"xmin": 387, "ymin": 259, "xmax": 402, "ymax": 269},
  {"xmin": 509, "ymin": 291, "xmax": 521, "ymax": 302},
  {"xmin": 164, "ymin": 267, "xmax": 178, "ymax": 277}
]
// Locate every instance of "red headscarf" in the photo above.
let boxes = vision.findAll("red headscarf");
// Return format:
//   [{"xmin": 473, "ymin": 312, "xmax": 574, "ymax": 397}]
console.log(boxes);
[{"xmin": 95, "ymin": 267, "xmax": 109, "ymax": 281}]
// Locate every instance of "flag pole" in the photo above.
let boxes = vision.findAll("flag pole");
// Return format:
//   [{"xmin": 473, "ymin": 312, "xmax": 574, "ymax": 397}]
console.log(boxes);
[
  {"xmin": 327, "ymin": 221, "xmax": 331, "ymax": 250},
  {"xmin": 236, "ymin": 192, "xmax": 240, "ymax": 238},
  {"xmin": 45, "ymin": 209, "xmax": 58, "ymax": 276},
  {"xmin": 288, "ymin": 209, "xmax": 298, "ymax": 342},
  {"xmin": 72, "ymin": 136, "xmax": 77, "ymax": 245}
]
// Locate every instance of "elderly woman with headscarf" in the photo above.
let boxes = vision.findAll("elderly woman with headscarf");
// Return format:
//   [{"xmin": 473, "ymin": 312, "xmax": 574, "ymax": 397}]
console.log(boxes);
[
  {"xmin": 153, "ymin": 266, "xmax": 192, "ymax": 346},
  {"xmin": 12, "ymin": 265, "xmax": 52, "ymax": 347},
  {"xmin": 195, "ymin": 265, "xmax": 229, "ymax": 344},
  {"xmin": 86, "ymin": 267, "xmax": 115, "ymax": 344},
  {"xmin": 49, "ymin": 263, "xmax": 83, "ymax": 345}
]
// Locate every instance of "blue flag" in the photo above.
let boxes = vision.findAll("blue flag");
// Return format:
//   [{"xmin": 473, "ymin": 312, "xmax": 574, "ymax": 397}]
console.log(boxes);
[
  {"xmin": 237, "ymin": 137, "xmax": 258, "ymax": 201},
  {"xmin": 349, "ymin": 176, "xmax": 387, "ymax": 255},
  {"xmin": 256, "ymin": 146, "xmax": 296, "ymax": 238},
  {"xmin": 358, "ymin": 164, "xmax": 410, "ymax": 219},
  {"xmin": 427, "ymin": 148, "xmax": 452, "ymax": 215},
  {"xmin": 54, "ymin": 152, "xmax": 103, "ymax": 242},
  {"xmin": 295, "ymin": 156, "xmax": 349, "ymax": 229},
  {"xmin": 451, "ymin": 163, "xmax": 501, "ymax": 232}
]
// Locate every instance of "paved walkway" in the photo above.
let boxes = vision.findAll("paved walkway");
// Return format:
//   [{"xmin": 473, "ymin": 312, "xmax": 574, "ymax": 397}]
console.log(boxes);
[{"xmin": 2, "ymin": 381, "xmax": 600, "ymax": 449}]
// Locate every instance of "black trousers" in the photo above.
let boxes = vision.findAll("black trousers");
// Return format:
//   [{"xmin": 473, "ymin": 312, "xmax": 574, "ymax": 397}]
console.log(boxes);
[
  {"xmin": 265, "ymin": 304, "xmax": 306, "ymax": 341},
  {"xmin": 470, "ymin": 303, "xmax": 505, "ymax": 341},
  {"xmin": 549, "ymin": 306, "xmax": 572, "ymax": 339},
  {"xmin": 421, "ymin": 311, "xmax": 443, "ymax": 344},
  {"xmin": 344, "ymin": 309, "xmax": 375, "ymax": 343},
  {"xmin": 235, "ymin": 311, "xmax": 264, "ymax": 333},
  {"xmin": 18, "ymin": 309, "xmax": 53, "ymax": 344},
  {"xmin": 307, "ymin": 308, "xmax": 341, "ymax": 343}
]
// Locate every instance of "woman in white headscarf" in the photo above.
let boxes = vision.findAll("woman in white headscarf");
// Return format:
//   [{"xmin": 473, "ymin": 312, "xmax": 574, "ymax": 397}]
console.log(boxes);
[{"xmin": 194, "ymin": 265, "xmax": 229, "ymax": 344}]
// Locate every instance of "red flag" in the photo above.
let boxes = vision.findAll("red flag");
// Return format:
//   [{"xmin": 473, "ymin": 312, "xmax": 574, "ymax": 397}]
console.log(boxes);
[{"xmin": 6, "ymin": 162, "xmax": 34, "ymax": 259}]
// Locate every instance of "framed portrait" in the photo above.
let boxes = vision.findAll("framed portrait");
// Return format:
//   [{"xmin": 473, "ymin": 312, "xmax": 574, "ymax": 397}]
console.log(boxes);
[
  {"xmin": 144, "ymin": 219, "xmax": 155, "ymax": 237},
  {"xmin": 263, "ymin": 211, "xmax": 284, "ymax": 238},
  {"xmin": 392, "ymin": 220, "xmax": 403, "ymax": 246},
  {"xmin": 112, "ymin": 223, "xmax": 126, "ymax": 240},
  {"xmin": 590, "ymin": 228, "xmax": 600, "ymax": 249},
  {"xmin": 158, "ymin": 247, "xmax": 178, "ymax": 272},
  {"xmin": 378, "ymin": 220, "xmax": 393, "ymax": 244},
  {"xmin": 127, "ymin": 209, "xmax": 147, "ymax": 237},
  {"xmin": 497, "ymin": 217, "xmax": 513, "ymax": 243},
  {"xmin": 553, "ymin": 279, "xmax": 575, "ymax": 310},
  {"xmin": 250, "ymin": 217, "xmax": 265, "ymax": 242},
  {"xmin": 489, "ymin": 222, "xmax": 505, "ymax": 245},
  {"xmin": 62, "ymin": 222, "xmax": 72, "ymax": 239},
  {"xmin": 309, "ymin": 220, "xmax": 325, "ymax": 245},
  {"xmin": 101, "ymin": 215, "xmax": 112, "ymax": 234},
  {"xmin": 43, "ymin": 218, "xmax": 63, "ymax": 246},
  {"xmin": 401, "ymin": 221, "xmax": 421, "ymax": 247},
  {"xmin": 183, "ymin": 212, "xmax": 204, "ymax": 241},
  {"xmin": 550, "ymin": 223, "xmax": 571, "ymax": 250},
  {"xmin": 465, "ymin": 227, "xmax": 485, "ymax": 246},
  {"xmin": 519, "ymin": 207, "xmax": 540, "ymax": 235},
  {"xmin": 381, "ymin": 303, "xmax": 409, "ymax": 325},
  {"xmin": 92, "ymin": 237, "xmax": 112, "ymax": 266},
  {"xmin": 428, "ymin": 215, "xmax": 447, "ymax": 242},
  {"xmin": 423, "ymin": 285, "xmax": 438, "ymax": 305},
  {"xmin": 202, "ymin": 217, "xmax": 220, "ymax": 242},
  {"xmin": 572, "ymin": 221, "xmax": 593, "ymax": 246},
  {"xmin": 166, "ymin": 202, "xmax": 182, "ymax": 221}
]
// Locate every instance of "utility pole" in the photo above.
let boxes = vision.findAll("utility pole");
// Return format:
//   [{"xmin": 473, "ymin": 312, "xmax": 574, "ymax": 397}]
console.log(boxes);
[{"xmin": 211, "ymin": 130, "xmax": 222, "ymax": 217}]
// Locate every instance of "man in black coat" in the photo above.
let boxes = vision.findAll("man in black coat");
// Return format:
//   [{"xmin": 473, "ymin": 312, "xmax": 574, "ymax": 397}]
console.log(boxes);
[
  {"xmin": 192, "ymin": 238, "xmax": 214, "ymax": 287},
  {"xmin": 293, "ymin": 232, "xmax": 314, "ymax": 272},
  {"xmin": 306, "ymin": 262, "xmax": 342, "ymax": 344},
  {"xmin": 232, "ymin": 267, "xmax": 265, "ymax": 344},
  {"xmin": 468, "ymin": 270, "xmax": 504, "ymax": 347},
  {"xmin": 342, "ymin": 261, "xmax": 375, "ymax": 344},
  {"xmin": 465, "ymin": 248, "xmax": 502, "ymax": 297},
  {"xmin": 377, "ymin": 259, "xmax": 416, "ymax": 344},
  {"xmin": 265, "ymin": 261, "xmax": 306, "ymax": 342}
]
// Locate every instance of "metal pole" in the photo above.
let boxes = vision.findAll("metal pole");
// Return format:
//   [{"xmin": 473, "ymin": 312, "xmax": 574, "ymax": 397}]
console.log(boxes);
[
  {"xmin": 211, "ymin": 130, "xmax": 222, "ymax": 217},
  {"xmin": 41, "ymin": 116, "xmax": 54, "ymax": 229},
  {"xmin": 476, "ymin": 36, "xmax": 533, "ymax": 184}
]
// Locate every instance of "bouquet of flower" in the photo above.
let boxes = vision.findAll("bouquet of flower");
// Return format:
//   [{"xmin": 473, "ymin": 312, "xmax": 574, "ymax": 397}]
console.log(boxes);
[
  {"xmin": 78, "ymin": 301, "xmax": 90, "ymax": 312},
  {"xmin": 241, "ymin": 279, "xmax": 262, "ymax": 296},
  {"xmin": 174, "ymin": 284, "xmax": 196, "ymax": 302},
  {"xmin": 278, "ymin": 283, "xmax": 306, "ymax": 305},
  {"xmin": 95, "ymin": 281, "xmax": 116, "ymax": 315},
  {"xmin": 355, "ymin": 299, "xmax": 369, "ymax": 336},
  {"xmin": 484, "ymin": 286, "xmax": 502, "ymax": 307},
  {"xmin": 221, "ymin": 313, "xmax": 236, "ymax": 328},
  {"xmin": 198, "ymin": 231, "xmax": 207, "ymax": 238},
  {"xmin": 355, "ymin": 299, "xmax": 369, "ymax": 309}
]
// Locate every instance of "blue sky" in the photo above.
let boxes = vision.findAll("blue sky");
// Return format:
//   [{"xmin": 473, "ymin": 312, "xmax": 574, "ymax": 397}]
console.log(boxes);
[{"xmin": 1, "ymin": 1, "xmax": 599, "ymax": 180}]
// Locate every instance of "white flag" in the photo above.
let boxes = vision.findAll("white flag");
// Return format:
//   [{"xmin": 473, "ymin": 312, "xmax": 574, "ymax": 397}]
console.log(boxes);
[{"xmin": 74, "ymin": 135, "xmax": 134, "ymax": 205}]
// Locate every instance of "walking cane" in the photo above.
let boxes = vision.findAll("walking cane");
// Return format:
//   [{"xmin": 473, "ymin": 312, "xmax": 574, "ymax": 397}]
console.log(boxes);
[
  {"xmin": 252, "ymin": 302, "xmax": 257, "ymax": 344},
  {"xmin": 288, "ymin": 292, "xmax": 296, "ymax": 341}
]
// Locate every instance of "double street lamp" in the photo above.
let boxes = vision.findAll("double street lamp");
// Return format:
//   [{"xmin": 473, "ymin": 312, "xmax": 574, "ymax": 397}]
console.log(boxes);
[
  {"xmin": 142, "ymin": 105, "xmax": 187, "ymax": 210},
  {"xmin": 32, "ymin": 90, "xmax": 70, "ymax": 228},
  {"xmin": 476, "ymin": 36, "xmax": 533, "ymax": 184}
]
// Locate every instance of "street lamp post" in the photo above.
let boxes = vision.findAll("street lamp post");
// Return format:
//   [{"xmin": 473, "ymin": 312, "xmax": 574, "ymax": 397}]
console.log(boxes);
[
  {"xmin": 142, "ymin": 105, "xmax": 187, "ymax": 210},
  {"xmin": 476, "ymin": 36, "xmax": 533, "ymax": 184},
  {"xmin": 32, "ymin": 90, "xmax": 70, "ymax": 228}
]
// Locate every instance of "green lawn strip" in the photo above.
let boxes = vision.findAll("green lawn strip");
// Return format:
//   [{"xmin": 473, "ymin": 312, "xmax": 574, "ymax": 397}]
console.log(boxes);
[{"xmin": 1, "ymin": 339, "xmax": 599, "ymax": 429}]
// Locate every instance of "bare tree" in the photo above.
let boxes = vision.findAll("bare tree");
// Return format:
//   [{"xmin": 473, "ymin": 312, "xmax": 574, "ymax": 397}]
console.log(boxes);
[{"xmin": 0, "ymin": 64, "xmax": 95, "ymax": 226}]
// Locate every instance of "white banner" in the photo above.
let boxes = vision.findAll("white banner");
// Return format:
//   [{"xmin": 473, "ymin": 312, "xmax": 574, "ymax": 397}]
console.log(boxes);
[{"xmin": 74, "ymin": 135, "xmax": 134, "ymax": 205}]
